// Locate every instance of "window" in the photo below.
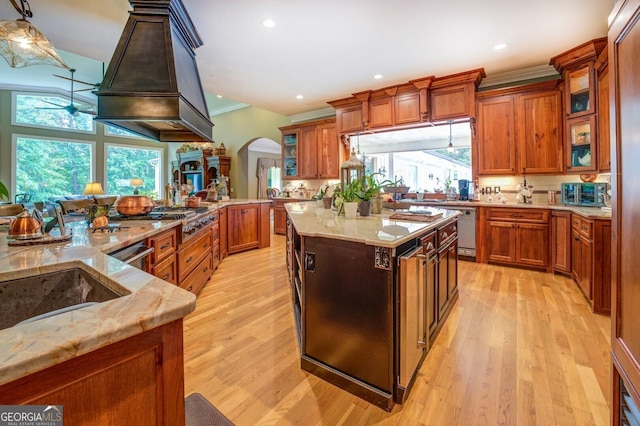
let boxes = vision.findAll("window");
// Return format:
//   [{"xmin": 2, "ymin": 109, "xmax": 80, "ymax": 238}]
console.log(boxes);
[
  {"xmin": 105, "ymin": 125, "xmax": 144, "ymax": 139},
  {"xmin": 13, "ymin": 135, "xmax": 94, "ymax": 201},
  {"xmin": 13, "ymin": 92, "xmax": 96, "ymax": 133},
  {"xmin": 105, "ymin": 143, "xmax": 163, "ymax": 197}
]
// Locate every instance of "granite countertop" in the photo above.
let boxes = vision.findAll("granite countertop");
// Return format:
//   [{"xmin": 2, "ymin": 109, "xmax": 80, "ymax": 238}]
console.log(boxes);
[
  {"xmin": 285, "ymin": 202, "xmax": 459, "ymax": 248},
  {"xmin": 395, "ymin": 199, "xmax": 612, "ymax": 219},
  {"xmin": 0, "ymin": 199, "xmax": 270, "ymax": 386}
]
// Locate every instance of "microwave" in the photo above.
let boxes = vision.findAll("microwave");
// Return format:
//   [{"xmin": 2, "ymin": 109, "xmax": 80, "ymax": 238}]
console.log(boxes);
[{"xmin": 561, "ymin": 182, "xmax": 608, "ymax": 207}]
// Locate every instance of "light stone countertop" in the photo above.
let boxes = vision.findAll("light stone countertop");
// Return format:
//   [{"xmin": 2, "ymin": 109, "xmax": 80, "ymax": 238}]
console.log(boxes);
[
  {"xmin": 0, "ymin": 198, "xmax": 271, "ymax": 386},
  {"xmin": 394, "ymin": 199, "xmax": 612, "ymax": 219},
  {"xmin": 285, "ymin": 202, "xmax": 460, "ymax": 248}
]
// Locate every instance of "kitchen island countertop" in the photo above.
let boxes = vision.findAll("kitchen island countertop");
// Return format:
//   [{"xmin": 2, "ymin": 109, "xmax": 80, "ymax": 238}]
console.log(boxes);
[
  {"xmin": 0, "ymin": 198, "xmax": 271, "ymax": 387},
  {"xmin": 285, "ymin": 201, "xmax": 460, "ymax": 248}
]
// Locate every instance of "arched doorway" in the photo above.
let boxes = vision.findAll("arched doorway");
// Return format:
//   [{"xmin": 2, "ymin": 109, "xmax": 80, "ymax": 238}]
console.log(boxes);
[{"xmin": 237, "ymin": 137, "xmax": 281, "ymax": 199}]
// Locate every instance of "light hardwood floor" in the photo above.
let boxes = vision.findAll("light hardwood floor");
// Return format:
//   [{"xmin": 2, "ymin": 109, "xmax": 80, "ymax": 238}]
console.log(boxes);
[{"xmin": 183, "ymin": 232, "xmax": 611, "ymax": 425}]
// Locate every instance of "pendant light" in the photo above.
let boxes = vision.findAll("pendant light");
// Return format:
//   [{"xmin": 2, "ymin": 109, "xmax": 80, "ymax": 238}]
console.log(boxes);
[
  {"xmin": 447, "ymin": 121, "xmax": 455, "ymax": 153},
  {"xmin": 0, "ymin": 0, "xmax": 69, "ymax": 68}
]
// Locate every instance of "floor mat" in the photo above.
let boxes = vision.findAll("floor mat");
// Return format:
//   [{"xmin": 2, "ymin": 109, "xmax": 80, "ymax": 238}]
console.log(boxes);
[{"xmin": 185, "ymin": 392, "xmax": 234, "ymax": 426}]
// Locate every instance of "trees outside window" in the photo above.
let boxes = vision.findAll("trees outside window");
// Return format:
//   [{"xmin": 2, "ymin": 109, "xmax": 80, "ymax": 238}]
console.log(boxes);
[
  {"xmin": 13, "ymin": 93, "xmax": 95, "ymax": 133},
  {"xmin": 105, "ymin": 144, "xmax": 163, "ymax": 197},
  {"xmin": 14, "ymin": 136, "xmax": 93, "ymax": 201}
]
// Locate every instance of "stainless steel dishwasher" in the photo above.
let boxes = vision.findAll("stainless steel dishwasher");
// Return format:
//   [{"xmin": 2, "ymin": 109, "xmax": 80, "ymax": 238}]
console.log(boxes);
[{"xmin": 438, "ymin": 206, "xmax": 476, "ymax": 259}]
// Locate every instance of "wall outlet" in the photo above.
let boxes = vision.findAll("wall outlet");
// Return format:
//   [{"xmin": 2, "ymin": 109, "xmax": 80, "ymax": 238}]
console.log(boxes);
[{"xmin": 230, "ymin": 187, "xmax": 234, "ymax": 193}]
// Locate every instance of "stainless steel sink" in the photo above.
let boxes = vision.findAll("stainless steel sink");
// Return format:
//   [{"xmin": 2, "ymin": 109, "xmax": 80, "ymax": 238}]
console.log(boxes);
[{"xmin": 0, "ymin": 267, "xmax": 129, "ymax": 330}]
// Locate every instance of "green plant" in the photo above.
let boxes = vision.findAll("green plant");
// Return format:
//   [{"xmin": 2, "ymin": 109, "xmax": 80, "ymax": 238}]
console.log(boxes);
[
  {"xmin": 360, "ymin": 172, "xmax": 394, "ymax": 201},
  {"xmin": 0, "ymin": 181, "xmax": 9, "ymax": 201}
]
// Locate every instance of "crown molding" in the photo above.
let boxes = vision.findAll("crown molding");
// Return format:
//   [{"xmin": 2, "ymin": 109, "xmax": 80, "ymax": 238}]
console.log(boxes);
[
  {"xmin": 209, "ymin": 102, "xmax": 249, "ymax": 116},
  {"xmin": 289, "ymin": 107, "xmax": 335, "ymax": 123},
  {"xmin": 479, "ymin": 65, "xmax": 560, "ymax": 88}
]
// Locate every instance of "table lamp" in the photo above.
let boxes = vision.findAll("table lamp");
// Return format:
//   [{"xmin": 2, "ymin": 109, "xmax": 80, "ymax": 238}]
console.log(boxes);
[
  {"xmin": 130, "ymin": 178, "xmax": 143, "ymax": 195},
  {"xmin": 82, "ymin": 182, "xmax": 104, "ymax": 197}
]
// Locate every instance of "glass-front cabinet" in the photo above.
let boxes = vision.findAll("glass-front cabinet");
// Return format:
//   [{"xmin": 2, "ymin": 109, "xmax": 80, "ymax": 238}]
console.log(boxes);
[
  {"xmin": 566, "ymin": 64, "xmax": 595, "ymax": 118},
  {"xmin": 282, "ymin": 131, "xmax": 298, "ymax": 179},
  {"xmin": 567, "ymin": 115, "xmax": 596, "ymax": 171}
]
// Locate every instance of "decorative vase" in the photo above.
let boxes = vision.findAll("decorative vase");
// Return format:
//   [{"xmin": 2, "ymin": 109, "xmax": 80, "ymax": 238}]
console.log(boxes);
[
  {"xmin": 322, "ymin": 197, "xmax": 332, "ymax": 209},
  {"xmin": 343, "ymin": 201, "xmax": 358, "ymax": 218},
  {"xmin": 371, "ymin": 196, "xmax": 383, "ymax": 214},
  {"xmin": 359, "ymin": 200, "xmax": 371, "ymax": 217}
]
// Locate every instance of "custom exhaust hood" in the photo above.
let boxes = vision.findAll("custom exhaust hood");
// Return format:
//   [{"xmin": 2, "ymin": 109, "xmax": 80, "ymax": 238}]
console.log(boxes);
[{"xmin": 95, "ymin": 0, "xmax": 214, "ymax": 143}]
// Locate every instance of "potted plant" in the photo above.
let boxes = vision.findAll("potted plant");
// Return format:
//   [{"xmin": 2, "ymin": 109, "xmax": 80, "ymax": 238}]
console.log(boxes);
[
  {"xmin": 333, "ymin": 181, "xmax": 359, "ymax": 218},
  {"xmin": 363, "ymin": 173, "xmax": 395, "ymax": 214}
]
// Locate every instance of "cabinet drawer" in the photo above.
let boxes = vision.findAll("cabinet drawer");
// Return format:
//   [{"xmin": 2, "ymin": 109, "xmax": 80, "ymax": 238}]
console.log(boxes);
[
  {"xmin": 487, "ymin": 208, "xmax": 549, "ymax": 223},
  {"xmin": 178, "ymin": 229, "xmax": 212, "ymax": 280},
  {"xmin": 211, "ymin": 223, "xmax": 219, "ymax": 243},
  {"xmin": 151, "ymin": 255, "xmax": 177, "ymax": 285},
  {"xmin": 149, "ymin": 228, "xmax": 177, "ymax": 264},
  {"xmin": 421, "ymin": 232, "xmax": 437, "ymax": 256},
  {"xmin": 572, "ymin": 215, "xmax": 593, "ymax": 239},
  {"xmin": 180, "ymin": 252, "xmax": 213, "ymax": 295},
  {"xmin": 438, "ymin": 221, "xmax": 458, "ymax": 247}
]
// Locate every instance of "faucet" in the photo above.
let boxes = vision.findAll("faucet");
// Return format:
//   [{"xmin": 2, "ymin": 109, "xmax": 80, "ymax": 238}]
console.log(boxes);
[{"xmin": 516, "ymin": 176, "xmax": 533, "ymax": 204}]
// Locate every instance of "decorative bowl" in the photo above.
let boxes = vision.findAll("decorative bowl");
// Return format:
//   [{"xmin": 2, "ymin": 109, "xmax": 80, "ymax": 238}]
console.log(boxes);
[
  {"xmin": 580, "ymin": 174, "xmax": 597, "ymax": 182},
  {"xmin": 115, "ymin": 195, "xmax": 155, "ymax": 216}
]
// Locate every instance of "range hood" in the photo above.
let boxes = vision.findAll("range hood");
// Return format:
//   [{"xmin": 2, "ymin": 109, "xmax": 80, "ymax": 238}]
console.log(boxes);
[{"xmin": 95, "ymin": 0, "xmax": 214, "ymax": 143}]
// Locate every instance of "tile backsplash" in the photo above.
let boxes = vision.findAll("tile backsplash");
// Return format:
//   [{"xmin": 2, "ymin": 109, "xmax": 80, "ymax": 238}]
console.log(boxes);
[{"xmin": 477, "ymin": 173, "xmax": 611, "ymax": 204}]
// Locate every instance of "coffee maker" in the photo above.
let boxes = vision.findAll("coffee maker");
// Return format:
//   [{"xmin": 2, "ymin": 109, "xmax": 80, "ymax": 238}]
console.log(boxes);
[{"xmin": 458, "ymin": 179, "xmax": 469, "ymax": 201}]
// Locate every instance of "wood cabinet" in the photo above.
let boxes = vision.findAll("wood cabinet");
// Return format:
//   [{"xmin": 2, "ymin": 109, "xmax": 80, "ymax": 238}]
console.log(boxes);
[
  {"xmin": 219, "ymin": 206, "xmax": 227, "ymax": 259},
  {"xmin": 609, "ymin": 2, "xmax": 640, "ymax": 421},
  {"xmin": 280, "ymin": 118, "xmax": 346, "ymax": 180},
  {"xmin": 596, "ymin": 48, "xmax": 610, "ymax": 172},
  {"xmin": 517, "ymin": 90, "xmax": 564, "ymax": 174},
  {"xmin": 550, "ymin": 38, "xmax": 607, "ymax": 174},
  {"xmin": 475, "ymin": 81, "xmax": 564, "ymax": 176},
  {"xmin": 437, "ymin": 235, "xmax": 458, "ymax": 322},
  {"xmin": 570, "ymin": 213, "xmax": 611, "ymax": 315},
  {"xmin": 227, "ymin": 203, "xmax": 270, "ymax": 254},
  {"xmin": 147, "ymin": 226, "xmax": 178, "ymax": 284},
  {"xmin": 177, "ymin": 227, "xmax": 212, "ymax": 295},
  {"xmin": 0, "ymin": 319, "xmax": 186, "ymax": 425},
  {"xmin": 429, "ymin": 69, "xmax": 485, "ymax": 123},
  {"xmin": 476, "ymin": 95, "xmax": 516, "ymax": 175},
  {"xmin": 551, "ymin": 210, "xmax": 572, "ymax": 274},
  {"xmin": 483, "ymin": 207, "xmax": 549, "ymax": 270}
]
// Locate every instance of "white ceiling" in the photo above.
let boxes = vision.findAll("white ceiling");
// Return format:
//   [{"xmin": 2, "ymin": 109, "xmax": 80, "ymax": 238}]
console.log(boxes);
[{"xmin": 0, "ymin": 0, "xmax": 613, "ymax": 117}]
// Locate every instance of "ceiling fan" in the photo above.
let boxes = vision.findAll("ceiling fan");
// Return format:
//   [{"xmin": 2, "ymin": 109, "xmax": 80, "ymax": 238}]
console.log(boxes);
[{"xmin": 37, "ymin": 68, "xmax": 97, "ymax": 116}]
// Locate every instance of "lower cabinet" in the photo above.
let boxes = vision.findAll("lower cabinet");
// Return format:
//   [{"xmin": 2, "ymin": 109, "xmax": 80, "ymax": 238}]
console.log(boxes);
[
  {"xmin": 571, "ymin": 214, "xmax": 611, "ymax": 315},
  {"xmin": 551, "ymin": 211, "xmax": 572, "ymax": 274},
  {"xmin": 177, "ymin": 227, "xmax": 213, "ymax": 295},
  {"xmin": 437, "ymin": 237, "xmax": 458, "ymax": 322},
  {"xmin": 274, "ymin": 198, "xmax": 313, "ymax": 235},
  {"xmin": 0, "ymin": 319, "xmax": 186, "ymax": 425},
  {"xmin": 219, "ymin": 207, "xmax": 228, "ymax": 259},
  {"xmin": 484, "ymin": 208, "xmax": 549, "ymax": 270},
  {"xmin": 227, "ymin": 203, "xmax": 270, "ymax": 254},
  {"xmin": 147, "ymin": 226, "xmax": 179, "ymax": 285}
]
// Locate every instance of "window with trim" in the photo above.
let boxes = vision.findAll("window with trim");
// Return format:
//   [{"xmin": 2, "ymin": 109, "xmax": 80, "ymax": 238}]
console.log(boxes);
[
  {"xmin": 105, "ymin": 125, "xmax": 144, "ymax": 139},
  {"xmin": 13, "ymin": 135, "xmax": 94, "ymax": 201},
  {"xmin": 13, "ymin": 92, "xmax": 96, "ymax": 133},
  {"xmin": 105, "ymin": 143, "xmax": 163, "ymax": 197}
]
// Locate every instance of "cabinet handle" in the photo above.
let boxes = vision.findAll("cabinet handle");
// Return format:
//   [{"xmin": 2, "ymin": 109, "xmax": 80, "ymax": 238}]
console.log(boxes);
[
  {"xmin": 186, "ymin": 286, "xmax": 193, "ymax": 292},
  {"xmin": 510, "ymin": 214, "xmax": 523, "ymax": 218},
  {"xmin": 203, "ymin": 266, "xmax": 209, "ymax": 273},
  {"xmin": 425, "ymin": 242, "xmax": 434, "ymax": 251},
  {"xmin": 160, "ymin": 242, "xmax": 171, "ymax": 249},
  {"xmin": 575, "ymin": 237, "xmax": 580, "ymax": 241},
  {"xmin": 162, "ymin": 273, "xmax": 171, "ymax": 280},
  {"xmin": 185, "ymin": 256, "xmax": 193, "ymax": 263},
  {"xmin": 241, "ymin": 210, "xmax": 248, "ymax": 214},
  {"xmin": 581, "ymin": 226, "xmax": 588, "ymax": 230},
  {"xmin": 418, "ymin": 340, "xmax": 426, "ymax": 348},
  {"xmin": 452, "ymin": 226, "xmax": 457, "ymax": 233},
  {"xmin": 441, "ymin": 232, "xmax": 448, "ymax": 240}
]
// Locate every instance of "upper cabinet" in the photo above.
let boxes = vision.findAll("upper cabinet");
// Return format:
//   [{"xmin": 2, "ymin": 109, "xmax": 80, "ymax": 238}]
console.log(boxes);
[
  {"xmin": 549, "ymin": 38, "xmax": 608, "ymax": 173},
  {"xmin": 280, "ymin": 118, "xmax": 347, "ymax": 181},
  {"xmin": 475, "ymin": 80, "xmax": 564, "ymax": 176},
  {"xmin": 328, "ymin": 69, "xmax": 484, "ymax": 137},
  {"xmin": 595, "ymin": 48, "xmax": 610, "ymax": 172}
]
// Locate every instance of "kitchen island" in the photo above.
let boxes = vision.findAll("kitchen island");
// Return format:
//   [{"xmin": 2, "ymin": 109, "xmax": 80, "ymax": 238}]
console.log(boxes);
[
  {"xmin": 0, "ymin": 198, "xmax": 271, "ymax": 424},
  {"xmin": 285, "ymin": 202, "xmax": 460, "ymax": 411}
]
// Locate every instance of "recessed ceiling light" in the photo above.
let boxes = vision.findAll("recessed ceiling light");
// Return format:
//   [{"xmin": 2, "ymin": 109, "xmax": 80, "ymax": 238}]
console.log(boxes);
[
  {"xmin": 216, "ymin": 95, "xmax": 223, "ymax": 98},
  {"xmin": 374, "ymin": 74, "xmax": 383, "ymax": 79},
  {"xmin": 493, "ymin": 43, "xmax": 507, "ymax": 50},
  {"xmin": 296, "ymin": 94, "xmax": 304, "ymax": 99},
  {"xmin": 263, "ymin": 19, "xmax": 275, "ymax": 28}
]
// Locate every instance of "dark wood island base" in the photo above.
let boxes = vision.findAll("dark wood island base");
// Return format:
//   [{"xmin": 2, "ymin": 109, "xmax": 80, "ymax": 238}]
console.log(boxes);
[{"xmin": 285, "ymin": 203, "xmax": 460, "ymax": 411}]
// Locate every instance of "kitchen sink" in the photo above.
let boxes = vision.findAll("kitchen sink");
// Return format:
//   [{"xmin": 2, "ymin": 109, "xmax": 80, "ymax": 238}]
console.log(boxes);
[{"xmin": 0, "ymin": 267, "xmax": 129, "ymax": 330}]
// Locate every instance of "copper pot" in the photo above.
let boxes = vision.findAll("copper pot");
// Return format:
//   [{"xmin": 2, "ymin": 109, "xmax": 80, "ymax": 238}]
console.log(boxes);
[
  {"xmin": 9, "ymin": 209, "xmax": 43, "ymax": 240},
  {"xmin": 185, "ymin": 196, "xmax": 201, "ymax": 208},
  {"xmin": 115, "ymin": 195, "xmax": 155, "ymax": 216}
]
